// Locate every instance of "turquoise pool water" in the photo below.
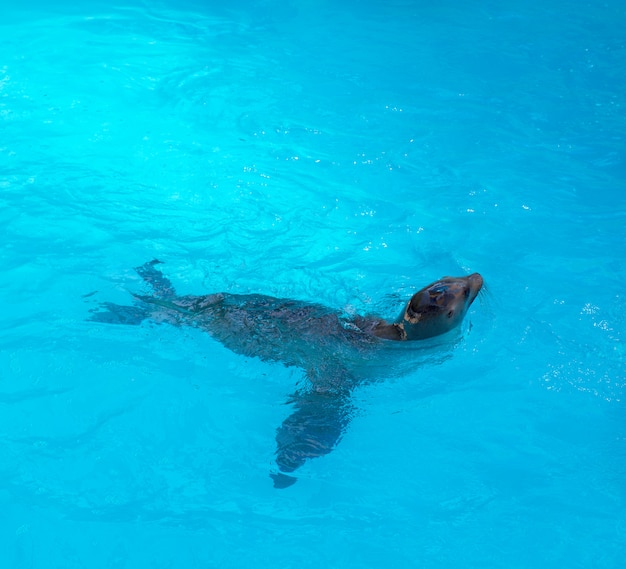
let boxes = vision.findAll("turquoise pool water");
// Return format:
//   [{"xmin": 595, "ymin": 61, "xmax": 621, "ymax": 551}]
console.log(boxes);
[{"xmin": 1, "ymin": 0, "xmax": 625, "ymax": 566}]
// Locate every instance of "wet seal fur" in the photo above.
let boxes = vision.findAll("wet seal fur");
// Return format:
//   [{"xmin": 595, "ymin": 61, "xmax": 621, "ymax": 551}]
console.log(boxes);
[{"xmin": 90, "ymin": 260, "xmax": 483, "ymax": 488}]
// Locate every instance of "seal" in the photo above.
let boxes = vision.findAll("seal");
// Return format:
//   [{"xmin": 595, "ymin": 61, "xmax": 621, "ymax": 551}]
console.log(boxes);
[{"xmin": 90, "ymin": 260, "xmax": 483, "ymax": 487}]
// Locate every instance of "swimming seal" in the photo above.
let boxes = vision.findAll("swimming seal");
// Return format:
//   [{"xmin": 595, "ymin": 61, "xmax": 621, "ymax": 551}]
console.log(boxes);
[{"xmin": 90, "ymin": 260, "xmax": 483, "ymax": 488}]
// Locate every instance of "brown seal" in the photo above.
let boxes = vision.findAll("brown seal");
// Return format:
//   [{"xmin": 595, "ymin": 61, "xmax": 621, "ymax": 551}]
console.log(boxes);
[{"xmin": 90, "ymin": 261, "xmax": 483, "ymax": 488}]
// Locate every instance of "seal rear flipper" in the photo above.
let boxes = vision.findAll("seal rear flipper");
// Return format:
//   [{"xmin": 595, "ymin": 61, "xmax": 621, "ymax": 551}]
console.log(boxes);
[
  {"xmin": 272, "ymin": 387, "xmax": 354, "ymax": 487},
  {"xmin": 88, "ymin": 302, "xmax": 149, "ymax": 325},
  {"xmin": 135, "ymin": 259, "xmax": 177, "ymax": 298}
]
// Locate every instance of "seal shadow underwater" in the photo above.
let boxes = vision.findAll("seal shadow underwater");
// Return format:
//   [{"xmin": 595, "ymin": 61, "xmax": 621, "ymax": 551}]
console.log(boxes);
[{"xmin": 90, "ymin": 260, "xmax": 483, "ymax": 488}]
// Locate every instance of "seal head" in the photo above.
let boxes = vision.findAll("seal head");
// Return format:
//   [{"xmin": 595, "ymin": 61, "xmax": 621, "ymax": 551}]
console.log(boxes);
[{"xmin": 371, "ymin": 273, "xmax": 483, "ymax": 341}]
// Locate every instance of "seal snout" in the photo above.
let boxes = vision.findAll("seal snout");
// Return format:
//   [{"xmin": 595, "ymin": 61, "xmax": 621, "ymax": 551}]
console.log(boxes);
[
  {"xmin": 468, "ymin": 272, "xmax": 483, "ymax": 288},
  {"xmin": 466, "ymin": 273, "xmax": 484, "ymax": 301}
]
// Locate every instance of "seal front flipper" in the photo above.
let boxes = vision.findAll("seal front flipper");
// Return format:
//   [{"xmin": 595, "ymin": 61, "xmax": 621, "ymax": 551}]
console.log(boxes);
[{"xmin": 271, "ymin": 380, "xmax": 354, "ymax": 488}]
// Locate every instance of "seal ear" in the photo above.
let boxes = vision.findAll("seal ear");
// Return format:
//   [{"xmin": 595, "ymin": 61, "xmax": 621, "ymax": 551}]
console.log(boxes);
[{"xmin": 405, "ymin": 291, "xmax": 429, "ymax": 323}]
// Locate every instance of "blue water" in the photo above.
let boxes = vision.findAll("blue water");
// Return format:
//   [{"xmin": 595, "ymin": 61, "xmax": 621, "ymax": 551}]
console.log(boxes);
[{"xmin": 1, "ymin": 0, "xmax": 625, "ymax": 566}]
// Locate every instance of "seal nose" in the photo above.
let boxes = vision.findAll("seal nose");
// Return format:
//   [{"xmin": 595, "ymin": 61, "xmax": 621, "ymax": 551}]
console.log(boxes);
[
  {"xmin": 468, "ymin": 273, "xmax": 483, "ymax": 289},
  {"xmin": 467, "ymin": 273, "xmax": 483, "ymax": 300}
]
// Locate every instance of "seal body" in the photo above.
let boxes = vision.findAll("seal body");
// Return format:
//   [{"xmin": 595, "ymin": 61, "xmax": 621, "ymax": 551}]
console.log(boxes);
[{"xmin": 91, "ymin": 261, "xmax": 483, "ymax": 487}]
